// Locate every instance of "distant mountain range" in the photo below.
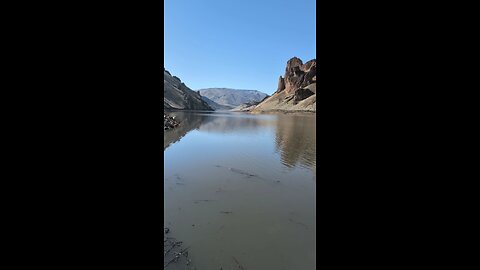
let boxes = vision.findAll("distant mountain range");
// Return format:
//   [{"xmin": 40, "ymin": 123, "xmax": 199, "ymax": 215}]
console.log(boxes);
[{"xmin": 198, "ymin": 88, "xmax": 268, "ymax": 110}]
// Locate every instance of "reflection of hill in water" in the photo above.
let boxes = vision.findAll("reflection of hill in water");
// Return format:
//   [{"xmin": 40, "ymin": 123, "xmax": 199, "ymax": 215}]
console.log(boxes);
[
  {"xmin": 197, "ymin": 114, "xmax": 274, "ymax": 134},
  {"xmin": 164, "ymin": 112, "xmax": 213, "ymax": 150},
  {"xmin": 165, "ymin": 112, "xmax": 317, "ymax": 175},
  {"xmin": 164, "ymin": 113, "xmax": 274, "ymax": 149},
  {"xmin": 274, "ymin": 114, "xmax": 316, "ymax": 171}
]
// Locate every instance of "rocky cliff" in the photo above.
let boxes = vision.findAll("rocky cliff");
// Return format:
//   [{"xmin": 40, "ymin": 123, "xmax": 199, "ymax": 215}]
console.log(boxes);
[
  {"xmin": 164, "ymin": 68, "xmax": 213, "ymax": 111},
  {"xmin": 252, "ymin": 57, "xmax": 316, "ymax": 112}
]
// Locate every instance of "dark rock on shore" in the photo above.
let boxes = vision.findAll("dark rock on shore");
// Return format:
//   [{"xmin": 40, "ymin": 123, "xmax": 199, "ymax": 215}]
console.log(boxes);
[{"xmin": 164, "ymin": 113, "xmax": 179, "ymax": 130}]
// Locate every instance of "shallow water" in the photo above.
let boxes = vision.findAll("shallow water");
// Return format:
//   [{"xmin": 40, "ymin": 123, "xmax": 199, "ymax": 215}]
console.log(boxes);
[{"xmin": 164, "ymin": 111, "xmax": 316, "ymax": 270}]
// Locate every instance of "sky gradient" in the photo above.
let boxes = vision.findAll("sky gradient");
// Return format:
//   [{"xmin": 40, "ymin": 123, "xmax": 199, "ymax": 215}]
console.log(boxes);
[{"xmin": 164, "ymin": 0, "xmax": 316, "ymax": 95}]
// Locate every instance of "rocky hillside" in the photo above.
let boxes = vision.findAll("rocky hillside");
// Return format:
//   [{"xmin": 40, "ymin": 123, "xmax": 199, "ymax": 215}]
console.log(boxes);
[
  {"xmin": 230, "ymin": 101, "xmax": 261, "ymax": 112},
  {"xmin": 198, "ymin": 88, "xmax": 268, "ymax": 108},
  {"xmin": 252, "ymin": 57, "xmax": 316, "ymax": 112},
  {"xmin": 164, "ymin": 68, "xmax": 213, "ymax": 111},
  {"xmin": 201, "ymin": 96, "xmax": 234, "ymax": 111},
  {"xmin": 230, "ymin": 95, "xmax": 269, "ymax": 112}
]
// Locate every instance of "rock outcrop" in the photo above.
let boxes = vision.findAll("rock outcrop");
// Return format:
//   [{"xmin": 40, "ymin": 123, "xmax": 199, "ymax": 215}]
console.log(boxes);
[
  {"xmin": 164, "ymin": 68, "xmax": 213, "ymax": 111},
  {"xmin": 277, "ymin": 76, "xmax": 285, "ymax": 92},
  {"xmin": 253, "ymin": 57, "xmax": 316, "ymax": 112}
]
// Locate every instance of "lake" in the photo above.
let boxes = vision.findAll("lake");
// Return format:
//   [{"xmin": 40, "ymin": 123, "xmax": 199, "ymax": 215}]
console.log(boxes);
[{"xmin": 164, "ymin": 111, "xmax": 316, "ymax": 270}]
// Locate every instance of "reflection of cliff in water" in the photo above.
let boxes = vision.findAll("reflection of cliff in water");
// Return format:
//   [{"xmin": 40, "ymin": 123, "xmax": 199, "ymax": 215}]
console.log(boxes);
[
  {"xmin": 274, "ymin": 114, "xmax": 316, "ymax": 171},
  {"xmin": 164, "ymin": 112, "xmax": 212, "ymax": 150}
]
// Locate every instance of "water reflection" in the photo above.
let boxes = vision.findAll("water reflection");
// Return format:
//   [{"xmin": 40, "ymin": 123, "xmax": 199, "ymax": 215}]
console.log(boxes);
[
  {"xmin": 164, "ymin": 111, "xmax": 316, "ymax": 269},
  {"xmin": 164, "ymin": 112, "xmax": 274, "ymax": 149},
  {"xmin": 163, "ymin": 112, "xmax": 212, "ymax": 150},
  {"xmin": 274, "ymin": 114, "xmax": 316, "ymax": 170},
  {"xmin": 164, "ymin": 111, "xmax": 316, "ymax": 171},
  {"xmin": 197, "ymin": 114, "xmax": 274, "ymax": 134}
]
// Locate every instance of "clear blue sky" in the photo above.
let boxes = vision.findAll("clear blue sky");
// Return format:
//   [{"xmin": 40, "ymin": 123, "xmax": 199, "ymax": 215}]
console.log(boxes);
[{"xmin": 164, "ymin": 0, "xmax": 316, "ymax": 95}]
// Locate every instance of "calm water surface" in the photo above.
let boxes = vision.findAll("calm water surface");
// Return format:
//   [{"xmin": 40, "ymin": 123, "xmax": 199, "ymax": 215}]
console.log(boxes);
[{"xmin": 164, "ymin": 111, "xmax": 316, "ymax": 270}]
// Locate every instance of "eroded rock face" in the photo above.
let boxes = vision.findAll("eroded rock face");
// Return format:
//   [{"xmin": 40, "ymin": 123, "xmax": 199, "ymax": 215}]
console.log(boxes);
[
  {"xmin": 282, "ymin": 57, "xmax": 316, "ymax": 94},
  {"xmin": 277, "ymin": 76, "xmax": 286, "ymax": 92},
  {"xmin": 293, "ymin": 88, "xmax": 315, "ymax": 104},
  {"xmin": 253, "ymin": 57, "xmax": 317, "ymax": 112}
]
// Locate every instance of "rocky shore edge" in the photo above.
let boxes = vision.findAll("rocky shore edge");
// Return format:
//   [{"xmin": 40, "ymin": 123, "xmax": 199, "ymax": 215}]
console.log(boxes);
[
  {"xmin": 164, "ymin": 113, "xmax": 179, "ymax": 130},
  {"xmin": 164, "ymin": 227, "xmax": 194, "ymax": 269}
]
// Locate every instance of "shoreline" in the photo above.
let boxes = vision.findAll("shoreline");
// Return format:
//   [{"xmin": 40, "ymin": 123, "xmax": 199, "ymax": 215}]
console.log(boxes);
[
  {"xmin": 249, "ymin": 109, "xmax": 316, "ymax": 115},
  {"xmin": 164, "ymin": 109, "xmax": 315, "ymax": 115}
]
